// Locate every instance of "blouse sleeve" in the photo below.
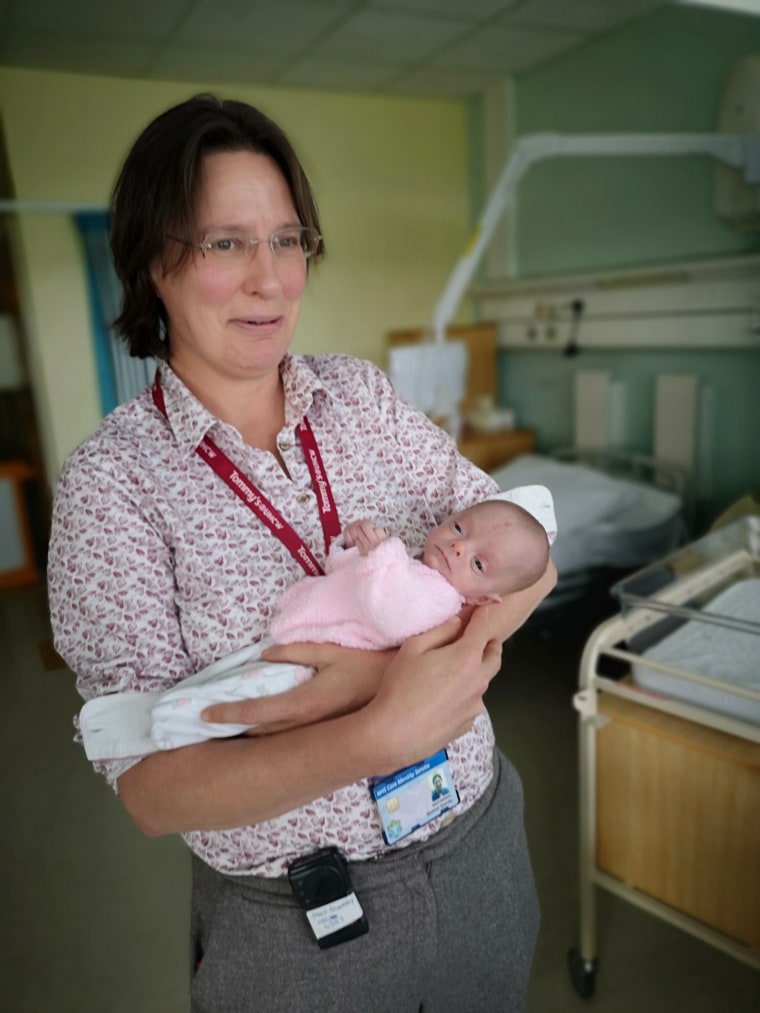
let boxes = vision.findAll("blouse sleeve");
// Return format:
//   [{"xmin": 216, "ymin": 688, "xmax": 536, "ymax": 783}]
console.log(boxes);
[{"xmin": 47, "ymin": 456, "xmax": 193, "ymax": 789}]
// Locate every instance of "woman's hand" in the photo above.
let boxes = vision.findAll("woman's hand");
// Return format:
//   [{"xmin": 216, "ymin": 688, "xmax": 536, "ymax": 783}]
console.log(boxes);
[
  {"xmin": 199, "ymin": 642, "xmax": 395, "ymax": 734},
  {"xmin": 359, "ymin": 607, "xmax": 503, "ymax": 776}
]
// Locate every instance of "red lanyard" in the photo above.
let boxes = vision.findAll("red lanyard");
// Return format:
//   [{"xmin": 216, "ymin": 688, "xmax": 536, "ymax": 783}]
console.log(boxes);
[{"xmin": 152, "ymin": 373, "xmax": 340, "ymax": 576}]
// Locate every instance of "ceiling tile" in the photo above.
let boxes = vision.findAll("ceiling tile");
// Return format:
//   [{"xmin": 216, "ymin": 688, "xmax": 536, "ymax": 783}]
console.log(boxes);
[
  {"xmin": 316, "ymin": 8, "xmax": 472, "ymax": 63},
  {"xmin": 1, "ymin": 34, "xmax": 155, "ymax": 76},
  {"xmin": 498, "ymin": 0, "xmax": 666, "ymax": 33},
  {"xmin": 6, "ymin": 0, "xmax": 188, "ymax": 39},
  {"xmin": 367, "ymin": 0, "xmax": 519, "ymax": 21},
  {"xmin": 0, "ymin": 0, "xmax": 677, "ymax": 98},
  {"xmin": 434, "ymin": 23, "xmax": 584, "ymax": 74},
  {"xmin": 172, "ymin": 0, "xmax": 347, "ymax": 52}
]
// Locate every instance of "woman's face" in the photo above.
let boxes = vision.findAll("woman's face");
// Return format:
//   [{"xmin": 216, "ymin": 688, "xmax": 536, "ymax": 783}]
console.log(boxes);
[{"xmin": 151, "ymin": 149, "xmax": 307, "ymax": 389}]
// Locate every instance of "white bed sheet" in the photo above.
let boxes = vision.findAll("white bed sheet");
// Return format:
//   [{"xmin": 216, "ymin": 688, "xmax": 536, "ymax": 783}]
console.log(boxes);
[
  {"xmin": 631, "ymin": 578, "xmax": 760, "ymax": 726},
  {"xmin": 490, "ymin": 454, "xmax": 682, "ymax": 576}
]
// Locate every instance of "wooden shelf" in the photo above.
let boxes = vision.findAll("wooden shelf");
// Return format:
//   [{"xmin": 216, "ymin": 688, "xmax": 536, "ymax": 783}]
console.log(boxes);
[{"xmin": 457, "ymin": 426, "xmax": 534, "ymax": 472}]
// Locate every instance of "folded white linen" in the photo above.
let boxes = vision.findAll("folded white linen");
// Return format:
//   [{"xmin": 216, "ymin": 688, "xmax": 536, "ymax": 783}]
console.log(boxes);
[{"xmin": 79, "ymin": 638, "xmax": 313, "ymax": 761}]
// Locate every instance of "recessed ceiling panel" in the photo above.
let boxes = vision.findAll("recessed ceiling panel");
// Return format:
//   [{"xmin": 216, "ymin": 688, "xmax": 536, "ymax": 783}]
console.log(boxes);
[
  {"xmin": 367, "ymin": 0, "xmax": 519, "ymax": 21},
  {"xmin": 0, "ymin": 0, "xmax": 676, "ymax": 97},
  {"xmin": 436, "ymin": 23, "xmax": 583, "ymax": 74},
  {"xmin": 316, "ymin": 9, "xmax": 472, "ymax": 63},
  {"xmin": 497, "ymin": 0, "xmax": 667, "ymax": 33},
  {"xmin": 7, "ymin": 0, "xmax": 188, "ymax": 39},
  {"xmin": 173, "ymin": 0, "xmax": 348, "ymax": 53},
  {"xmin": 1, "ymin": 34, "xmax": 156, "ymax": 76}
]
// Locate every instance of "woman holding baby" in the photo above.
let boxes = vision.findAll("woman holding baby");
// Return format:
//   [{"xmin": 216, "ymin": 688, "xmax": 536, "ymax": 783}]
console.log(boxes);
[{"xmin": 48, "ymin": 94, "xmax": 555, "ymax": 1012}]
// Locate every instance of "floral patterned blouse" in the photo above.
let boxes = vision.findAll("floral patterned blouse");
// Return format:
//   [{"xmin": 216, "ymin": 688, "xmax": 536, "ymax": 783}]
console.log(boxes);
[{"xmin": 48, "ymin": 355, "xmax": 500, "ymax": 876}]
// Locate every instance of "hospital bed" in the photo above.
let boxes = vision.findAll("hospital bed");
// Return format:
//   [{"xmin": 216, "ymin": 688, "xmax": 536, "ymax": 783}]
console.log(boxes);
[{"xmin": 568, "ymin": 515, "xmax": 760, "ymax": 997}]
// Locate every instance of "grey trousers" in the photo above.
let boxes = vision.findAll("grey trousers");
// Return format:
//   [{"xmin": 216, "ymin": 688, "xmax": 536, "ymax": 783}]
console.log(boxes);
[{"xmin": 189, "ymin": 750, "xmax": 539, "ymax": 1012}]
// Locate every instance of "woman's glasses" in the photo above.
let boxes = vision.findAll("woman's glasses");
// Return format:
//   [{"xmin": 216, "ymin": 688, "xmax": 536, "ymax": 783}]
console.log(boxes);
[{"xmin": 174, "ymin": 226, "xmax": 322, "ymax": 263}]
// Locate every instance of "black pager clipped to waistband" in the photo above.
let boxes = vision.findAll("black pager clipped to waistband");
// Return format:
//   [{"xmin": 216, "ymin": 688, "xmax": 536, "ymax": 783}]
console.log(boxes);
[{"xmin": 288, "ymin": 846, "xmax": 369, "ymax": 949}]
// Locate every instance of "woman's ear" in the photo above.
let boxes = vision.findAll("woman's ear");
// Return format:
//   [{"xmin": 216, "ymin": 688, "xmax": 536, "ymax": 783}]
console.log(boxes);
[{"xmin": 149, "ymin": 258, "xmax": 163, "ymax": 289}]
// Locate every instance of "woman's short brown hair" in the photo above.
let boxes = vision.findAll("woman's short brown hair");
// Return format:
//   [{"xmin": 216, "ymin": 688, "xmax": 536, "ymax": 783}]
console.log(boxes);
[{"xmin": 109, "ymin": 94, "xmax": 324, "ymax": 359}]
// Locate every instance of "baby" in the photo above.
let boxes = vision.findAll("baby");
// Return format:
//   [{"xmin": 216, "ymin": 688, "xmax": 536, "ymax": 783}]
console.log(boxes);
[
  {"xmin": 269, "ymin": 497, "xmax": 552, "ymax": 651},
  {"xmin": 79, "ymin": 487, "xmax": 555, "ymax": 759}
]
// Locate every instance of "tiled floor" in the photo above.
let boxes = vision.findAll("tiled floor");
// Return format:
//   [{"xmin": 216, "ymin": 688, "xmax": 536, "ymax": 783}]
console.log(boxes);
[
  {"xmin": 2, "ymin": 586, "xmax": 189, "ymax": 1012},
  {"xmin": 2, "ymin": 585, "xmax": 758, "ymax": 1011}
]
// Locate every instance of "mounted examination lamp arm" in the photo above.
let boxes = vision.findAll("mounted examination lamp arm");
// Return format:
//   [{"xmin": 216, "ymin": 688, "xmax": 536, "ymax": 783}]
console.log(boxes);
[{"xmin": 431, "ymin": 130, "xmax": 760, "ymax": 349}]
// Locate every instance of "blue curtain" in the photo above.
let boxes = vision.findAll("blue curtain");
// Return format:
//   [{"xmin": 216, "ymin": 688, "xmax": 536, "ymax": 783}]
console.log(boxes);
[{"xmin": 74, "ymin": 211, "xmax": 156, "ymax": 415}]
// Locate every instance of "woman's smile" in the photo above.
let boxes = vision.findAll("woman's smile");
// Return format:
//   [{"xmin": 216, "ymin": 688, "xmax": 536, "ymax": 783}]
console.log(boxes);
[{"xmin": 230, "ymin": 315, "xmax": 283, "ymax": 335}]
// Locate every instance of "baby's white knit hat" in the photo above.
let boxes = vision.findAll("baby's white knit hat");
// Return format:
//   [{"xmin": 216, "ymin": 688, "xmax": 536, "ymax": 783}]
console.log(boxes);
[{"xmin": 486, "ymin": 485, "xmax": 557, "ymax": 545}]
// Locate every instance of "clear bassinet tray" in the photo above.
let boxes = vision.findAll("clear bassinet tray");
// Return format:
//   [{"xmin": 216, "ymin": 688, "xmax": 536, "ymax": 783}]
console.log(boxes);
[{"xmin": 611, "ymin": 515, "xmax": 760, "ymax": 635}]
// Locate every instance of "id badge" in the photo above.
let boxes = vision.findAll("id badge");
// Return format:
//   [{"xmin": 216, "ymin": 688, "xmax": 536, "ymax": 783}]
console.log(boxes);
[{"xmin": 369, "ymin": 749, "xmax": 460, "ymax": 845}]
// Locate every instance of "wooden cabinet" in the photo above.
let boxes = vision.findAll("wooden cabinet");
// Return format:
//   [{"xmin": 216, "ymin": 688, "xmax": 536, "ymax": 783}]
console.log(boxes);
[
  {"xmin": 457, "ymin": 426, "xmax": 534, "ymax": 472},
  {"xmin": 596, "ymin": 693, "xmax": 760, "ymax": 950}
]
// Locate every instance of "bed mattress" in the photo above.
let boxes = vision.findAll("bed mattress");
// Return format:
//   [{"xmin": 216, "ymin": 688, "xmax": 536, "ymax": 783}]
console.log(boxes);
[
  {"xmin": 631, "ymin": 577, "xmax": 760, "ymax": 726},
  {"xmin": 490, "ymin": 454, "xmax": 682, "ymax": 576}
]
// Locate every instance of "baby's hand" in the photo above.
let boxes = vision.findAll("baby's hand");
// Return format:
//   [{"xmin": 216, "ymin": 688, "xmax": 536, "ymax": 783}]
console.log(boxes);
[{"xmin": 342, "ymin": 519, "xmax": 388, "ymax": 555}]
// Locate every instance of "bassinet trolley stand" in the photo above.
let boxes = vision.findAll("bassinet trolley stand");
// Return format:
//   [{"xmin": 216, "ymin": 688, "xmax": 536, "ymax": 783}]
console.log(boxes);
[{"xmin": 568, "ymin": 517, "xmax": 760, "ymax": 998}]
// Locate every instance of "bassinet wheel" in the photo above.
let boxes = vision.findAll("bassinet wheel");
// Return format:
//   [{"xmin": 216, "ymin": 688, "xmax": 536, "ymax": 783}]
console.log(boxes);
[{"xmin": 567, "ymin": 948, "xmax": 597, "ymax": 998}]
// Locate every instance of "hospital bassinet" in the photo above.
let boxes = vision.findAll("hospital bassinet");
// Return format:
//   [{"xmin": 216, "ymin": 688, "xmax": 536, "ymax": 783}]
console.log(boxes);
[{"xmin": 568, "ymin": 516, "xmax": 760, "ymax": 998}]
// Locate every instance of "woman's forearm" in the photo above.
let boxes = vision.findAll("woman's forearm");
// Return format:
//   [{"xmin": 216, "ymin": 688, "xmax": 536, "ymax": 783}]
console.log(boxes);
[
  {"xmin": 117, "ymin": 615, "xmax": 502, "ymax": 837},
  {"xmin": 117, "ymin": 707, "xmax": 380, "ymax": 836}
]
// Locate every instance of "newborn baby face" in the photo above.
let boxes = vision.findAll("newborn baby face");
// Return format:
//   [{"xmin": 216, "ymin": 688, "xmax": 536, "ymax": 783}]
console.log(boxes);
[{"xmin": 421, "ymin": 502, "xmax": 513, "ymax": 605}]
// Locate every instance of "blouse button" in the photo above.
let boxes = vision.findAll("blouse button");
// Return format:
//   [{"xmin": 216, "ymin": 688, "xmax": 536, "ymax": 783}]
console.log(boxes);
[
  {"xmin": 278, "ymin": 441, "xmax": 292, "ymax": 452},
  {"xmin": 297, "ymin": 494, "xmax": 310, "ymax": 504}
]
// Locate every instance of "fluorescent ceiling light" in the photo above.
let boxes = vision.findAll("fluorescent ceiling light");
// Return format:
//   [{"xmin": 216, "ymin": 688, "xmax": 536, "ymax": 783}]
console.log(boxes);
[{"xmin": 679, "ymin": 0, "xmax": 760, "ymax": 14}]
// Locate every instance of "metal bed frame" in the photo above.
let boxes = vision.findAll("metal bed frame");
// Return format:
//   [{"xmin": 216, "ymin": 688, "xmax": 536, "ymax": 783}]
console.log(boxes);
[{"xmin": 567, "ymin": 534, "xmax": 760, "ymax": 997}]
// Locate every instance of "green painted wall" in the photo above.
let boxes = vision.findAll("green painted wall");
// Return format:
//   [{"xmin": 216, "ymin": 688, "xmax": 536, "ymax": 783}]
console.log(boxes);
[
  {"xmin": 490, "ymin": 5, "xmax": 760, "ymax": 528},
  {"xmin": 497, "ymin": 348, "xmax": 757, "ymax": 525},
  {"xmin": 515, "ymin": 5, "xmax": 760, "ymax": 277}
]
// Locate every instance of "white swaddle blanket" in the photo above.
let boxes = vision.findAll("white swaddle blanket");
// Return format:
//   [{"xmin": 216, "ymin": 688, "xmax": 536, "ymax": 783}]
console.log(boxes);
[{"xmin": 79, "ymin": 639, "xmax": 313, "ymax": 760}]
